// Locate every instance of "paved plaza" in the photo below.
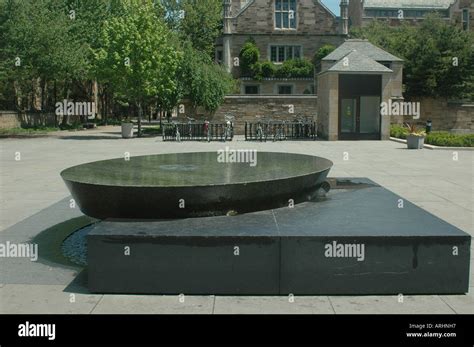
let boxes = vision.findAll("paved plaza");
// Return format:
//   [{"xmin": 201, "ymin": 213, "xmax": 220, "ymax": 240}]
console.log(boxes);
[{"xmin": 0, "ymin": 126, "xmax": 473, "ymax": 314}]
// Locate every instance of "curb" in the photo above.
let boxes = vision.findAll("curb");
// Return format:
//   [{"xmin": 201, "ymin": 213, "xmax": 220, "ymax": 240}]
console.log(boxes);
[{"xmin": 390, "ymin": 137, "xmax": 474, "ymax": 151}]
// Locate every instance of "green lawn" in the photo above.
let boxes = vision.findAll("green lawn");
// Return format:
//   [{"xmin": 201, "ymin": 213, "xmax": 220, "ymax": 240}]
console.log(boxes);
[{"xmin": 0, "ymin": 126, "xmax": 59, "ymax": 137}]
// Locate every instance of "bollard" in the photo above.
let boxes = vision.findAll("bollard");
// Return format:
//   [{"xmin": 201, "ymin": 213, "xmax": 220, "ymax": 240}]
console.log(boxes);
[{"xmin": 426, "ymin": 120, "xmax": 432, "ymax": 134}]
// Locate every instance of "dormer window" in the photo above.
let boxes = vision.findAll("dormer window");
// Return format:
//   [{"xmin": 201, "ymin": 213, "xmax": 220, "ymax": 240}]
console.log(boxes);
[{"xmin": 275, "ymin": 0, "xmax": 296, "ymax": 29}]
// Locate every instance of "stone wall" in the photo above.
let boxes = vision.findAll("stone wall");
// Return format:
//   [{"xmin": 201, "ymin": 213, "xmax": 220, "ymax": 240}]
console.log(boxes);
[
  {"xmin": 177, "ymin": 95, "xmax": 318, "ymax": 135},
  {"xmin": 391, "ymin": 98, "xmax": 474, "ymax": 134},
  {"xmin": 0, "ymin": 111, "xmax": 21, "ymax": 129},
  {"xmin": 0, "ymin": 111, "xmax": 82, "ymax": 129},
  {"xmin": 231, "ymin": 0, "xmax": 339, "ymax": 35}
]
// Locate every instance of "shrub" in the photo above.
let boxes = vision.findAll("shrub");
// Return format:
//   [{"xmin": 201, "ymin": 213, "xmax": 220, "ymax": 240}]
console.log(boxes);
[
  {"xmin": 390, "ymin": 124, "xmax": 408, "ymax": 139},
  {"xmin": 239, "ymin": 40, "xmax": 260, "ymax": 77},
  {"xmin": 390, "ymin": 125, "xmax": 474, "ymax": 147},
  {"xmin": 275, "ymin": 58, "xmax": 314, "ymax": 78},
  {"xmin": 313, "ymin": 44, "xmax": 336, "ymax": 72},
  {"xmin": 425, "ymin": 132, "xmax": 474, "ymax": 147},
  {"xmin": 261, "ymin": 61, "xmax": 276, "ymax": 78}
]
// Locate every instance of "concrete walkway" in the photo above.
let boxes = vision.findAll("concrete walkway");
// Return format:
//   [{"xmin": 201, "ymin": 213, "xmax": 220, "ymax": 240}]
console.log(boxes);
[{"xmin": 0, "ymin": 127, "xmax": 472, "ymax": 314}]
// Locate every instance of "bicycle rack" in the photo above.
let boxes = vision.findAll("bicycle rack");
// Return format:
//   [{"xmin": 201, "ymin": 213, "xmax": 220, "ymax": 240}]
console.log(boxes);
[
  {"xmin": 245, "ymin": 121, "xmax": 318, "ymax": 141},
  {"xmin": 162, "ymin": 122, "xmax": 234, "ymax": 142}
]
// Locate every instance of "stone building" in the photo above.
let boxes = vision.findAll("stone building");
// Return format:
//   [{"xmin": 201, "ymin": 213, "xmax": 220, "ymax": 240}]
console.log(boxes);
[
  {"xmin": 348, "ymin": 0, "xmax": 472, "ymax": 31},
  {"xmin": 216, "ymin": 0, "xmax": 349, "ymax": 95},
  {"xmin": 317, "ymin": 39, "xmax": 403, "ymax": 140}
]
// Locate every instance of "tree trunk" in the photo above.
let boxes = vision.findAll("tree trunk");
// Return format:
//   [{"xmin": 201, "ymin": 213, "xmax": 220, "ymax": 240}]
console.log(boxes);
[
  {"xmin": 137, "ymin": 101, "xmax": 142, "ymax": 137},
  {"xmin": 54, "ymin": 80, "xmax": 58, "ymax": 127},
  {"xmin": 61, "ymin": 81, "xmax": 70, "ymax": 127},
  {"xmin": 32, "ymin": 77, "xmax": 41, "ymax": 111}
]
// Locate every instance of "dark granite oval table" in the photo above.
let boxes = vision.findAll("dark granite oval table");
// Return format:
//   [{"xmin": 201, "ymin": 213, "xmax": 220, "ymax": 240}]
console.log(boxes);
[{"xmin": 61, "ymin": 152, "xmax": 333, "ymax": 219}]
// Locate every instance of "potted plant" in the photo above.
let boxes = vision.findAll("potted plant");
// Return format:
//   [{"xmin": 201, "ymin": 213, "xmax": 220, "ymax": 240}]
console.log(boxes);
[
  {"xmin": 405, "ymin": 123, "xmax": 426, "ymax": 149},
  {"xmin": 121, "ymin": 116, "xmax": 134, "ymax": 139}
]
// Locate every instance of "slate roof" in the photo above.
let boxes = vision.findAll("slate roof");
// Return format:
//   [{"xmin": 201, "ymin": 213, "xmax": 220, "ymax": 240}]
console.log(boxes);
[
  {"xmin": 322, "ymin": 39, "xmax": 403, "ymax": 62},
  {"xmin": 363, "ymin": 0, "xmax": 455, "ymax": 10},
  {"xmin": 327, "ymin": 50, "xmax": 393, "ymax": 73}
]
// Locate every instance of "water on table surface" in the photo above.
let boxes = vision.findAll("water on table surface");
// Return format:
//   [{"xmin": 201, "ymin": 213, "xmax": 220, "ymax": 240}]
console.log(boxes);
[{"xmin": 61, "ymin": 152, "xmax": 332, "ymax": 187}]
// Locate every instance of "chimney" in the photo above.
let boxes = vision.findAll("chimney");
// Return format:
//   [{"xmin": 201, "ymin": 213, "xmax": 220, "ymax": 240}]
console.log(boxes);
[{"xmin": 340, "ymin": 0, "xmax": 349, "ymax": 35}]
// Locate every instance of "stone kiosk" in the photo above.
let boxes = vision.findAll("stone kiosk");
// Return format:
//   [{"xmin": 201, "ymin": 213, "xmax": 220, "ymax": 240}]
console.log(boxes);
[{"xmin": 317, "ymin": 39, "xmax": 404, "ymax": 140}]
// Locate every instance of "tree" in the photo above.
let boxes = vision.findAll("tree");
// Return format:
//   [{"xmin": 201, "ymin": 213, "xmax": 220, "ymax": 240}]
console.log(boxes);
[
  {"xmin": 239, "ymin": 39, "xmax": 260, "ymax": 77},
  {"xmin": 181, "ymin": 42, "xmax": 235, "ymax": 112},
  {"xmin": 313, "ymin": 44, "xmax": 336, "ymax": 72},
  {"xmin": 179, "ymin": 0, "xmax": 223, "ymax": 57},
  {"xmin": 351, "ymin": 15, "xmax": 474, "ymax": 100},
  {"xmin": 94, "ymin": 0, "xmax": 182, "ymax": 136},
  {"xmin": 0, "ymin": 0, "xmax": 88, "ymax": 112}
]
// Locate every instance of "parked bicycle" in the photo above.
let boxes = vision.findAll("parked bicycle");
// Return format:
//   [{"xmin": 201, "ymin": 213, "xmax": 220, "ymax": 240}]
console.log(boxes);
[
  {"xmin": 273, "ymin": 121, "xmax": 287, "ymax": 142},
  {"xmin": 223, "ymin": 114, "xmax": 234, "ymax": 142},
  {"xmin": 173, "ymin": 121, "xmax": 181, "ymax": 142},
  {"xmin": 204, "ymin": 120, "xmax": 211, "ymax": 143}
]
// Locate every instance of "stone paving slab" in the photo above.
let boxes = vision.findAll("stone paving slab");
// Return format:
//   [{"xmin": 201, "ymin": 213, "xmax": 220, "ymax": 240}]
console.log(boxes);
[
  {"xmin": 91, "ymin": 295, "xmax": 214, "ymax": 314},
  {"xmin": 328, "ymin": 295, "xmax": 456, "ymax": 314},
  {"xmin": 439, "ymin": 291, "xmax": 474, "ymax": 314},
  {"xmin": 0, "ymin": 284, "xmax": 102, "ymax": 314},
  {"xmin": 213, "ymin": 296, "xmax": 334, "ymax": 314},
  {"xmin": 0, "ymin": 129, "xmax": 473, "ymax": 314}
]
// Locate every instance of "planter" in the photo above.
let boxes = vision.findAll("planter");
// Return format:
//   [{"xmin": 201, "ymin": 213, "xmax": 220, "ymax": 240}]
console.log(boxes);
[
  {"xmin": 121, "ymin": 122, "xmax": 134, "ymax": 139},
  {"xmin": 406, "ymin": 134, "xmax": 425, "ymax": 149}
]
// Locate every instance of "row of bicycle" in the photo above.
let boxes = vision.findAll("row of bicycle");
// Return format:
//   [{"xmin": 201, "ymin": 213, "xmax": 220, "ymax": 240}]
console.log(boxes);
[{"xmin": 162, "ymin": 116, "xmax": 317, "ymax": 142}]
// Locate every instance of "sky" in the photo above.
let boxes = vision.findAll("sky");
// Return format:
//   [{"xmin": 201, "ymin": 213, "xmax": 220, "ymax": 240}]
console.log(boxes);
[{"xmin": 321, "ymin": 0, "xmax": 340, "ymax": 16}]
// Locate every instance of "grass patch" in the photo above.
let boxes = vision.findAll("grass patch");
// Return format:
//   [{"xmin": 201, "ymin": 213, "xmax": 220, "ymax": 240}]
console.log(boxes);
[
  {"xmin": 141, "ymin": 126, "xmax": 162, "ymax": 136},
  {"xmin": 0, "ymin": 126, "xmax": 59, "ymax": 136},
  {"xmin": 390, "ymin": 125, "xmax": 474, "ymax": 147}
]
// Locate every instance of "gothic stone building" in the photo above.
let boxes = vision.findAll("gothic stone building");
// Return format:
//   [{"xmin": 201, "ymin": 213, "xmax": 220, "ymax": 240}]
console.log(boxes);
[
  {"xmin": 348, "ymin": 0, "xmax": 472, "ymax": 32},
  {"xmin": 216, "ymin": 0, "xmax": 349, "ymax": 95}
]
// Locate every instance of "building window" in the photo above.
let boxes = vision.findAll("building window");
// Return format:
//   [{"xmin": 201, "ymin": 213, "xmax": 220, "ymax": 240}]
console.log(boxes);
[
  {"xmin": 270, "ymin": 45, "xmax": 301, "ymax": 62},
  {"xmin": 244, "ymin": 85, "xmax": 260, "ymax": 95},
  {"xmin": 278, "ymin": 85, "xmax": 293, "ymax": 95},
  {"xmin": 462, "ymin": 9, "xmax": 469, "ymax": 31},
  {"xmin": 275, "ymin": 0, "xmax": 296, "ymax": 29},
  {"xmin": 216, "ymin": 50, "xmax": 223, "ymax": 64}
]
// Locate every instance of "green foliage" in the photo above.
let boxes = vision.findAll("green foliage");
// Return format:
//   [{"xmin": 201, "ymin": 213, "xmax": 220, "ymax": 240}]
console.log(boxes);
[
  {"xmin": 313, "ymin": 44, "xmax": 336, "ymax": 72},
  {"xmin": 239, "ymin": 39, "xmax": 313, "ymax": 79},
  {"xmin": 425, "ymin": 132, "xmax": 474, "ymax": 147},
  {"xmin": 239, "ymin": 40, "xmax": 260, "ymax": 77},
  {"xmin": 0, "ymin": 0, "xmax": 88, "ymax": 109},
  {"xmin": 390, "ymin": 125, "xmax": 473, "ymax": 147},
  {"xmin": 275, "ymin": 59, "xmax": 314, "ymax": 78},
  {"xmin": 261, "ymin": 61, "xmax": 277, "ymax": 78},
  {"xmin": 390, "ymin": 124, "xmax": 408, "ymax": 139},
  {"xmin": 94, "ymin": 0, "xmax": 182, "ymax": 111},
  {"xmin": 179, "ymin": 0, "xmax": 223, "ymax": 57},
  {"xmin": 181, "ymin": 43, "xmax": 235, "ymax": 112},
  {"xmin": 351, "ymin": 15, "xmax": 474, "ymax": 100}
]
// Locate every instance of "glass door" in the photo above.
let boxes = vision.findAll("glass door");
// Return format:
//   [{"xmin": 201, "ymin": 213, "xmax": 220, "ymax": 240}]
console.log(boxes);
[
  {"xmin": 340, "ymin": 98, "xmax": 357, "ymax": 134},
  {"xmin": 360, "ymin": 96, "xmax": 380, "ymax": 134}
]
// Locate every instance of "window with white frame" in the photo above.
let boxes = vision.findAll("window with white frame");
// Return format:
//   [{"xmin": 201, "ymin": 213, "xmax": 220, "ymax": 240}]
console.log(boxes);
[
  {"xmin": 275, "ymin": 0, "xmax": 296, "ymax": 29},
  {"xmin": 270, "ymin": 45, "xmax": 301, "ymax": 63}
]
